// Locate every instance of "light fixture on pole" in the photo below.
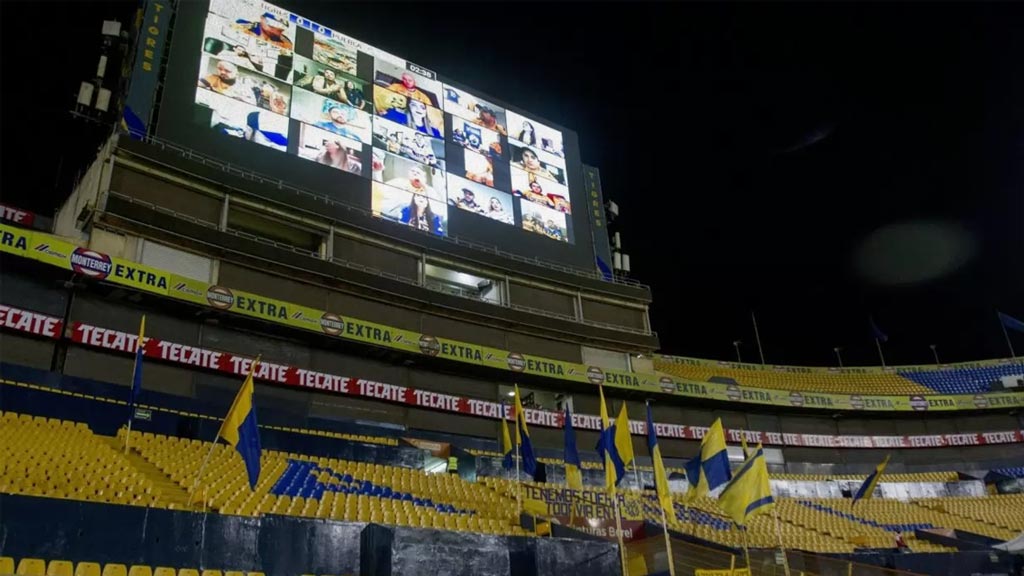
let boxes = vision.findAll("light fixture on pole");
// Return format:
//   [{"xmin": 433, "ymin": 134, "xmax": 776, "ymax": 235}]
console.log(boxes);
[
  {"xmin": 929, "ymin": 344, "xmax": 940, "ymax": 366},
  {"xmin": 833, "ymin": 347, "xmax": 844, "ymax": 368},
  {"xmin": 732, "ymin": 340, "xmax": 743, "ymax": 363}
]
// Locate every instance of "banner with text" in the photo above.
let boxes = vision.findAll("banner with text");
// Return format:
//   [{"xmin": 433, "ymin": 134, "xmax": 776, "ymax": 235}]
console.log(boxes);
[{"xmin": 5, "ymin": 222, "xmax": 1024, "ymax": 413}]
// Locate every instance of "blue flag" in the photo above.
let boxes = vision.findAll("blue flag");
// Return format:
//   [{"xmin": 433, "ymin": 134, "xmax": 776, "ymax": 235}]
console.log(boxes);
[
  {"xmin": 999, "ymin": 312, "xmax": 1024, "ymax": 334},
  {"xmin": 869, "ymin": 316, "xmax": 888, "ymax": 343},
  {"xmin": 218, "ymin": 361, "xmax": 263, "ymax": 489},
  {"xmin": 129, "ymin": 316, "xmax": 146, "ymax": 409},
  {"xmin": 563, "ymin": 407, "xmax": 583, "ymax": 490}
]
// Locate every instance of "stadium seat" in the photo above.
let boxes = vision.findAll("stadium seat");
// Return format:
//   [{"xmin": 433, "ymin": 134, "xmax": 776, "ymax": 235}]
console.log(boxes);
[
  {"xmin": 152, "ymin": 569, "xmax": 175, "ymax": 576},
  {"xmin": 74, "ymin": 564, "xmax": 101, "ymax": 576},
  {"xmin": 1, "ymin": 558, "xmax": 14, "ymax": 576},
  {"xmin": 16, "ymin": 559, "xmax": 46, "ymax": 576},
  {"xmin": 46, "ymin": 561, "xmax": 74, "ymax": 576},
  {"xmin": 127, "ymin": 566, "xmax": 152, "ymax": 576},
  {"xmin": 101, "ymin": 565, "xmax": 127, "ymax": 576}
]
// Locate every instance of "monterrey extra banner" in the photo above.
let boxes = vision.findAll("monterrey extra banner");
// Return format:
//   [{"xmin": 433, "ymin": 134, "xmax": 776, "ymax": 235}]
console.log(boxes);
[{"xmin": 3, "ymin": 222, "xmax": 1023, "ymax": 413}]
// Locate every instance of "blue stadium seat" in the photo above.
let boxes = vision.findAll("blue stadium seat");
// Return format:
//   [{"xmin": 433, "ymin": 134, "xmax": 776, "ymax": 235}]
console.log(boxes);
[{"xmin": 898, "ymin": 362, "xmax": 1024, "ymax": 394}]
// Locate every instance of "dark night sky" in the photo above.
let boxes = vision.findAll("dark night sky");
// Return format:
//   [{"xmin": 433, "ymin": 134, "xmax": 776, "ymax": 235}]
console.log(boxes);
[{"xmin": 3, "ymin": 2, "xmax": 1023, "ymax": 367}]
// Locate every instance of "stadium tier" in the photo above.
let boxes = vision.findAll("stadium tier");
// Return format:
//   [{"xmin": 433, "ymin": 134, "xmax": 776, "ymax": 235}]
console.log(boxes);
[
  {"xmin": 654, "ymin": 355, "xmax": 1024, "ymax": 395},
  {"xmin": 3, "ymin": 399, "xmax": 1023, "ymax": 559}
]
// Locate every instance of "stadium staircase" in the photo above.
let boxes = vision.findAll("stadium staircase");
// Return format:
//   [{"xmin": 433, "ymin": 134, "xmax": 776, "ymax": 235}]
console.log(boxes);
[{"xmin": 97, "ymin": 436, "xmax": 196, "ymax": 511}]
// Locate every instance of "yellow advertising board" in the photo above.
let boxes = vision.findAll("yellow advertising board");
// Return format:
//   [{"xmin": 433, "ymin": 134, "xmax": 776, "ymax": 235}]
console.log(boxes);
[{"xmin": 6, "ymin": 224, "xmax": 1023, "ymax": 413}]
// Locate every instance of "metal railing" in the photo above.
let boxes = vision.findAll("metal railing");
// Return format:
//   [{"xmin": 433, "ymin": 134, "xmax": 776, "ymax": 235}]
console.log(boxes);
[
  {"xmin": 104, "ymin": 192, "xmax": 656, "ymax": 338},
  {"xmin": 119, "ymin": 131, "xmax": 651, "ymax": 291}
]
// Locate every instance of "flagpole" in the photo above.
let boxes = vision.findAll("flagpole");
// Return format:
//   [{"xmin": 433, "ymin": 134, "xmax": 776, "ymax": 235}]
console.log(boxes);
[
  {"xmin": 771, "ymin": 506, "xmax": 792, "ymax": 576},
  {"xmin": 751, "ymin": 311, "xmax": 766, "ymax": 366},
  {"xmin": 658, "ymin": 497, "xmax": 677, "ymax": 576},
  {"xmin": 124, "ymin": 317, "xmax": 146, "ymax": 454},
  {"xmin": 513, "ymin": 400, "xmax": 522, "ymax": 517},
  {"xmin": 999, "ymin": 314, "xmax": 1017, "ymax": 359},
  {"xmin": 874, "ymin": 337, "xmax": 886, "ymax": 367},
  {"xmin": 188, "ymin": 354, "xmax": 260, "ymax": 507},
  {"xmin": 739, "ymin": 524, "xmax": 751, "ymax": 569},
  {"xmin": 611, "ymin": 487, "xmax": 629, "ymax": 576}
]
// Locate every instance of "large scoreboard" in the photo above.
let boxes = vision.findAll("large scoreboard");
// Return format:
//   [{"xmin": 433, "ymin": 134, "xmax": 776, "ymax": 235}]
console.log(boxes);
[{"xmin": 156, "ymin": 0, "xmax": 599, "ymax": 269}]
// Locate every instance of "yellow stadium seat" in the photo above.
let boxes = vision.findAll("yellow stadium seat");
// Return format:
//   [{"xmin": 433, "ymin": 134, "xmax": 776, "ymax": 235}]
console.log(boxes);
[
  {"xmin": 200, "ymin": 571, "xmax": 222, "ymax": 576},
  {"xmin": 1, "ymin": 558, "xmax": 15, "ymax": 575},
  {"xmin": 101, "ymin": 565, "xmax": 127, "ymax": 576},
  {"xmin": 178, "ymin": 570, "xmax": 199, "ymax": 576},
  {"xmin": 47, "ymin": 561, "xmax": 74, "ymax": 576},
  {"xmin": 16, "ymin": 558, "xmax": 46, "ymax": 576},
  {"xmin": 73, "ymin": 564, "xmax": 100, "ymax": 576},
  {"xmin": 128, "ymin": 567, "xmax": 152, "ymax": 576}
]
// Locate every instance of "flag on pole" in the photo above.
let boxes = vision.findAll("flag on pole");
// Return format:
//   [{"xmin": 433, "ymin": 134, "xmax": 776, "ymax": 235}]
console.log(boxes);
[
  {"xmin": 998, "ymin": 311, "xmax": 1024, "ymax": 334},
  {"xmin": 852, "ymin": 454, "xmax": 890, "ymax": 505},
  {"xmin": 869, "ymin": 316, "xmax": 888, "ymax": 343},
  {"xmin": 513, "ymin": 385, "xmax": 537, "ymax": 475},
  {"xmin": 129, "ymin": 316, "xmax": 146, "ymax": 408},
  {"xmin": 740, "ymin": 433, "xmax": 751, "ymax": 459},
  {"xmin": 718, "ymin": 444, "xmax": 774, "ymax": 526},
  {"xmin": 645, "ymin": 402, "xmax": 674, "ymax": 520},
  {"xmin": 218, "ymin": 360, "xmax": 263, "ymax": 489},
  {"xmin": 501, "ymin": 418, "xmax": 514, "ymax": 470},
  {"xmin": 614, "ymin": 402, "xmax": 635, "ymax": 469},
  {"xmin": 685, "ymin": 418, "xmax": 731, "ymax": 501},
  {"xmin": 596, "ymin": 385, "xmax": 627, "ymax": 490},
  {"xmin": 563, "ymin": 407, "xmax": 583, "ymax": 490}
]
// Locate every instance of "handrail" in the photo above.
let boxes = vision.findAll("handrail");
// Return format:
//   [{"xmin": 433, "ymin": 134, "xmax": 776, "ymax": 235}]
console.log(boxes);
[{"xmin": 117, "ymin": 130, "xmax": 651, "ymax": 291}]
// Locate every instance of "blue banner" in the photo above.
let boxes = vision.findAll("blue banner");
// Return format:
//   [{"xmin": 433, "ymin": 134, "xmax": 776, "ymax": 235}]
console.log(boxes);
[{"xmin": 122, "ymin": 0, "xmax": 173, "ymax": 139}]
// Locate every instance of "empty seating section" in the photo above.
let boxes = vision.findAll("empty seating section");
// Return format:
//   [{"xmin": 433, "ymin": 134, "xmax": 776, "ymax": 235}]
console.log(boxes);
[
  {"xmin": 773, "ymin": 471, "xmax": 960, "ymax": 483},
  {"xmin": 898, "ymin": 363, "xmax": 1024, "ymax": 394},
  {"xmin": 0, "ymin": 559, "xmax": 268, "ymax": 576},
  {"xmin": 992, "ymin": 466, "xmax": 1024, "ymax": 478},
  {"xmin": 914, "ymin": 494, "xmax": 1024, "ymax": 535},
  {"xmin": 0, "ymin": 412, "xmax": 160, "ymax": 507},
  {"xmin": 124, "ymin": 428, "xmax": 528, "ymax": 536},
  {"xmin": 260, "ymin": 423, "xmax": 398, "ymax": 447},
  {"xmin": 656, "ymin": 355, "xmax": 1024, "ymax": 395},
  {"xmin": 654, "ymin": 358, "xmax": 933, "ymax": 395},
  {"xmin": 2, "ymin": 408, "xmax": 1022, "ymax": 555}
]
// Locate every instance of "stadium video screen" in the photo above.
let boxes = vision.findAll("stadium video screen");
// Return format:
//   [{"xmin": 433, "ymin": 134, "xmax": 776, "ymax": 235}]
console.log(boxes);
[{"xmin": 192, "ymin": 0, "xmax": 574, "ymax": 244}]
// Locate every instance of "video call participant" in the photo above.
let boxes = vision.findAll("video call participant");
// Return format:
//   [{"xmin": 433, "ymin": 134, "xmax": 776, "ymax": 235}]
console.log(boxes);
[
  {"xmin": 199, "ymin": 60, "xmax": 238, "ymax": 95},
  {"xmin": 465, "ymin": 155, "xmax": 494, "ymax": 188},
  {"xmin": 399, "ymin": 194, "xmax": 443, "ymax": 235},
  {"xmin": 234, "ymin": 12, "xmax": 293, "ymax": 50},
  {"xmin": 387, "ymin": 72, "xmax": 434, "ymax": 106},
  {"xmin": 386, "ymin": 164, "xmax": 437, "ymax": 198},
  {"xmin": 521, "ymin": 180, "xmax": 554, "ymax": 209},
  {"xmin": 518, "ymin": 147, "xmax": 554, "ymax": 179},
  {"xmin": 316, "ymin": 140, "xmax": 361, "ymax": 174},
  {"xmin": 311, "ymin": 68, "xmax": 343, "ymax": 97},
  {"xmin": 453, "ymin": 188, "xmax": 483, "ymax": 213},
  {"xmin": 487, "ymin": 197, "xmax": 512, "ymax": 223},
  {"xmin": 544, "ymin": 219, "xmax": 565, "ymax": 241},
  {"xmin": 472, "ymin": 106, "xmax": 507, "ymax": 136},
  {"xmin": 341, "ymin": 81, "xmax": 366, "ymax": 110},
  {"xmin": 317, "ymin": 104, "xmax": 363, "ymax": 142},
  {"xmin": 517, "ymin": 120, "xmax": 536, "ymax": 145},
  {"xmin": 407, "ymin": 99, "xmax": 441, "ymax": 138},
  {"xmin": 402, "ymin": 132, "xmax": 434, "ymax": 164}
]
